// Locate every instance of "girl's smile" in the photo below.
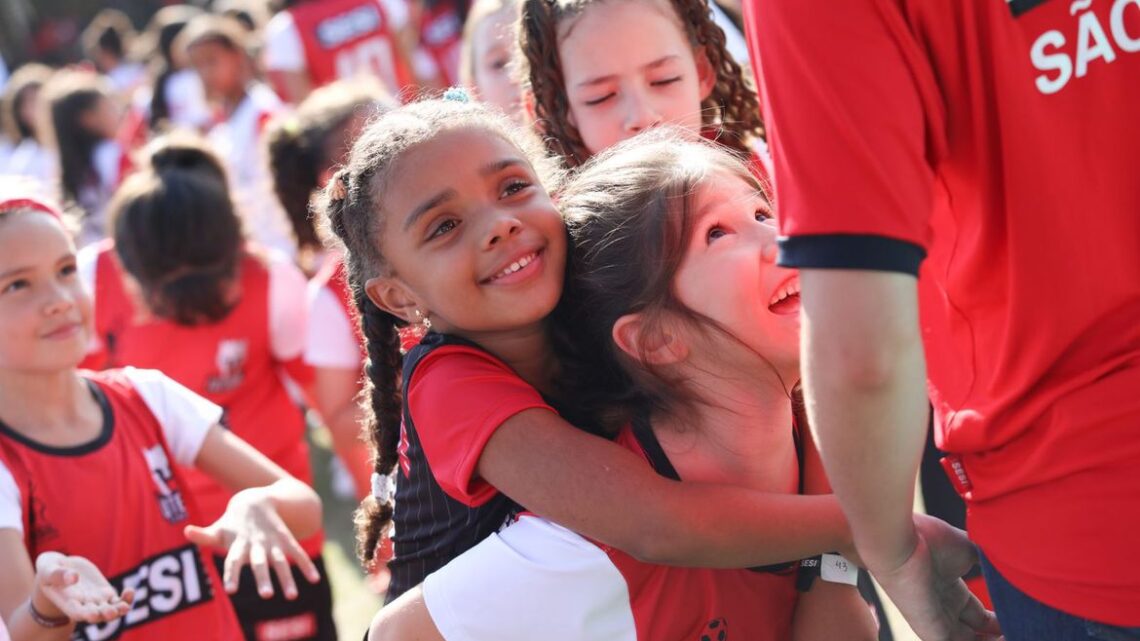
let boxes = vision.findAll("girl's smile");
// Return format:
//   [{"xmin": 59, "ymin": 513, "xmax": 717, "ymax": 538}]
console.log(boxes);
[
  {"xmin": 0, "ymin": 210, "xmax": 92, "ymax": 371},
  {"xmin": 370, "ymin": 127, "xmax": 567, "ymax": 337},
  {"xmin": 483, "ymin": 247, "xmax": 546, "ymax": 285}
]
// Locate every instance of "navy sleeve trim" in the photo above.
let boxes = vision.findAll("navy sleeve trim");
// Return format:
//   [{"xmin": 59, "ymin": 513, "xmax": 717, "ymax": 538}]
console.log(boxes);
[{"xmin": 778, "ymin": 234, "xmax": 926, "ymax": 276}]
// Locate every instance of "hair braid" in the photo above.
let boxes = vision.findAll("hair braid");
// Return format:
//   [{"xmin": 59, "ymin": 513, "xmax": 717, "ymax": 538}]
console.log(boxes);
[
  {"xmin": 518, "ymin": 0, "xmax": 591, "ymax": 165},
  {"xmin": 353, "ymin": 289, "xmax": 404, "ymax": 565}
]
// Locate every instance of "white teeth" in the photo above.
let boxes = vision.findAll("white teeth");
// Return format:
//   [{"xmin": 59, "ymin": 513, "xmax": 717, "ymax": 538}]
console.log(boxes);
[
  {"xmin": 493, "ymin": 253, "xmax": 537, "ymax": 280},
  {"xmin": 769, "ymin": 279, "xmax": 801, "ymax": 306}
]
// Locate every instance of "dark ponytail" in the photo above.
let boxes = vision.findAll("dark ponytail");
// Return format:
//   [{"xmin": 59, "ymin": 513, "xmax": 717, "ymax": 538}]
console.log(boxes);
[
  {"xmin": 143, "ymin": 5, "xmax": 204, "ymax": 131},
  {"xmin": 41, "ymin": 71, "xmax": 109, "ymax": 207},
  {"xmin": 321, "ymin": 172, "xmax": 406, "ymax": 565},
  {"xmin": 109, "ymin": 135, "xmax": 243, "ymax": 325},
  {"xmin": 265, "ymin": 81, "xmax": 392, "ymax": 261}
]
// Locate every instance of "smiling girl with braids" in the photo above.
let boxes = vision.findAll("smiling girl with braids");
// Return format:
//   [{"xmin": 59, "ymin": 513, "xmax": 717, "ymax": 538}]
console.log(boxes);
[
  {"xmin": 365, "ymin": 131, "xmax": 892, "ymax": 641},
  {"xmin": 319, "ymin": 94, "xmax": 862, "ymax": 605},
  {"xmin": 517, "ymin": 0, "xmax": 766, "ymax": 172}
]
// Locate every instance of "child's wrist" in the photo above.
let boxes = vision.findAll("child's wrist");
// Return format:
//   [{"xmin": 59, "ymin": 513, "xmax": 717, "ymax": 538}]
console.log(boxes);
[{"xmin": 28, "ymin": 591, "xmax": 69, "ymax": 627}]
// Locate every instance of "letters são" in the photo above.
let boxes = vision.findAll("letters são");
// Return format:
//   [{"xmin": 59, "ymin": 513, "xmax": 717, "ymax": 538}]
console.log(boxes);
[{"xmin": 1031, "ymin": 0, "xmax": 1140, "ymax": 94}]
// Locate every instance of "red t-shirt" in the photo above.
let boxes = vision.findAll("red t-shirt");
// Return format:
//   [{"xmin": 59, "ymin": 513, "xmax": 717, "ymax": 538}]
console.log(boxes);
[
  {"xmin": 404, "ymin": 343, "xmax": 554, "ymax": 505},
  {"xmin": 746, "ymin": 0, "xmax": 1140, "ymax": 624},
  {"xmin": 84, "ymin": 245, "xmax": 323, "ymax": 557},
  {"xmin": 0, "ymin": 369, "xmax": 242, "ymax": 641},
  {"xmin": 290, "ymin": 0, "xmax": 414, "ymax": 92}
]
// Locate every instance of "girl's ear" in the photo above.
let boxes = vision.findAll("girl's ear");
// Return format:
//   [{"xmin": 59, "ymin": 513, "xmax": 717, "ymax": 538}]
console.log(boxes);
[
  {"xmin": 612, "ymin": 312, "xmax": 688, "ymax": 366},
  {"xmin": 522, "ymin": 90, "xmax": 551, "ymax": 129},
  {"xmin": 365, "ymin": 275, "xmax": 420, "ymax": 324},
  {"xmin": 695, "ymin": 47, "xmax": 716, "ymax": 102}
]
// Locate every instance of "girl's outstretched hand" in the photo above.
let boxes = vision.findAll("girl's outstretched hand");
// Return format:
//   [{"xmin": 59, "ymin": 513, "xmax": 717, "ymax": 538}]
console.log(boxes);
[
  {"xmin": 34, "ymin": 551, "xmax": 135, "ymax": 624},
  {"xmin": 184, "ymin": 488, "xmax": 321, "ymax": 601}
]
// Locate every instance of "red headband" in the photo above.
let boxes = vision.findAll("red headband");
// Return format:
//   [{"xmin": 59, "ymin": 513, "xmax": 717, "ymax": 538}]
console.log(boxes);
[{"xmin": 0, "ymin": 196, "xmax": 63, "ymax": 220}]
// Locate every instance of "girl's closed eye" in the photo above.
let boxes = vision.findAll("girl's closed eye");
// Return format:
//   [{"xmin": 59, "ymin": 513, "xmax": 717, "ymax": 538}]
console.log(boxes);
[
  {"xmin": 650, "ymin": 76, "xmax": 682, "ymax": 87},
  {"xmin": 584, "ymin": 93, "xmax": 616, "ymax": 107}
]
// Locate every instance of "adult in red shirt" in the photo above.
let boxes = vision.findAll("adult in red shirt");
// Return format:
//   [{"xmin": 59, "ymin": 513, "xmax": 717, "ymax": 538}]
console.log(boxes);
[{"xmin": 745, "ymin": 1, "xmax": 1140, "ymax": 639}]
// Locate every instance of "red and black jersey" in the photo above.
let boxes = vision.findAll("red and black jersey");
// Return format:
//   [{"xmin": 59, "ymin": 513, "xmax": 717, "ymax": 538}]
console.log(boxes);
[
  {"xmin": 387, "ymin": 332, "xmax": 554, "ymax": 601},
  {"xmin": 0, "ymin": 370, "xmax": 242, "ymax": 641}
]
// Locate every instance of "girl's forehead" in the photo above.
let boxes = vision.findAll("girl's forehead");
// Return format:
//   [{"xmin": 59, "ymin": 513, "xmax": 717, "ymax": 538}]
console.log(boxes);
[
  {"xmin": 559, "ymin": 0, "xmax": 681, "ymax": 40},
  {"xmin": 0, "ymin": 210, "xmax": 72, "ymax": 252}
]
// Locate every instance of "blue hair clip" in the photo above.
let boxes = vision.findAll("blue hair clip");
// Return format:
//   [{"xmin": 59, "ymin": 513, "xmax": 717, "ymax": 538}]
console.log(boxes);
[{"xmin": 443, "ymin": 87, "xmax": 472, "ymax": 103}]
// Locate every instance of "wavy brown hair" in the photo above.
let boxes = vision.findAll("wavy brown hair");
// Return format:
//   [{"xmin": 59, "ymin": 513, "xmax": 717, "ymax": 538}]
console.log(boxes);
[
  {"xmin": 517, "ymin": 0, "xmax": 764, "ymax": 166},
  {"xmin": 553, "ymin": 129, "xmax": 781, "ymax": 431}
]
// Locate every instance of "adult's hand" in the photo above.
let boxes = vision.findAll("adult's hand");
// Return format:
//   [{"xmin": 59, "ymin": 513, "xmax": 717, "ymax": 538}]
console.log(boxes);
[{"xmin": 870, "ymin": 515, "xmax": 1002, "ymax": 641}]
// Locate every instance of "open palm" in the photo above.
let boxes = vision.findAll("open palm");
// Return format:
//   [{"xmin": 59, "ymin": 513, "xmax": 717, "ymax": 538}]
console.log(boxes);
[{"xmin": 35, "ymin": 552, "xmax": 135, "ymax": 623}]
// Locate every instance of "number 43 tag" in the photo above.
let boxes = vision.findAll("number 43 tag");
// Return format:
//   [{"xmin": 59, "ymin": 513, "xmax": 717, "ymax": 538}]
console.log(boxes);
[{"xmin": 820, "ymin": 553, "xmax": 859, "ymax": 586}]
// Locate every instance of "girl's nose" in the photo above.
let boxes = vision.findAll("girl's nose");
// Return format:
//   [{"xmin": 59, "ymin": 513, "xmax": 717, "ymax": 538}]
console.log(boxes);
[
  {"xmin": 623, "ymin": 90, "xmax": 662, "ymax": 134},
  {"xmin": 42, "ymin": 282, "xmax": 76, "ymax": 316},
  {"xmin": 483, "ymin": 212, "xmax": 523, "ymax": 249}
]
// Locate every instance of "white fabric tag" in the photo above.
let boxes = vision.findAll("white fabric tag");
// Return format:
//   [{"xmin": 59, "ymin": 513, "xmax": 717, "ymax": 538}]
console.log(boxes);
[{"xmin": 820, "ymin": 553, "xmax": 859, "ymax": 586}]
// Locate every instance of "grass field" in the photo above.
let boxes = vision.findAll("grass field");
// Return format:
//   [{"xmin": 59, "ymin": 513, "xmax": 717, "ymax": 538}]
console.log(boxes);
[{"xmin": 307, "ymin": 421, "xmax": 923, "ymax": 641}]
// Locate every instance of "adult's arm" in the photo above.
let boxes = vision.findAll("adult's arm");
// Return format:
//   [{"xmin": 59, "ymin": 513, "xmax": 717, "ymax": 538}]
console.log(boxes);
[
  {"xmin": 800, "ymin": 270, "xmax": 927, "ymax": 570},
  {"xmin": 748, "ymin": 1, "xmax": 1000, "ymax": 637}
]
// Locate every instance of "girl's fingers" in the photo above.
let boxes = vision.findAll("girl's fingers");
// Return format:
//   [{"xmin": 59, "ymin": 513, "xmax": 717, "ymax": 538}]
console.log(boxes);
[
  {"xmin": 73, "ymin": 602, "xmax": 100, "ymax": 623},
  {"xmin": 269, "ymin": 547, "xmax": 298, "ymax": 601},
  {"xmin": 223, "ymin": 540, "xmax": 249, "ymax": 594},
  {"xmin": 184, "ymin": 524, "xmax": 224, "ymax": 549},
  {"xmin": 97, "ymin": 603, "xmax": 122, "ymax": 621},
  {"xmin": 248, "ymin": 544, "xmax": 275, "ymax": 599},
  {"xmin": 119, "ymin": 587, "xmax": 136, "ymax": 606},
  {"xmin": 42, "ymin": 567, "xmax": 72, "ymax": 588},
  {"xmin": 281, "ymin": 535, "xmax": 320, "ymax": 584}
]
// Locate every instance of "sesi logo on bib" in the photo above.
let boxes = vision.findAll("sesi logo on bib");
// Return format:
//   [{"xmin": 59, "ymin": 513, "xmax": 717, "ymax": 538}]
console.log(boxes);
[{"xmin": 72, "ymin": 545, "xmax": 214, "ymax": 641}]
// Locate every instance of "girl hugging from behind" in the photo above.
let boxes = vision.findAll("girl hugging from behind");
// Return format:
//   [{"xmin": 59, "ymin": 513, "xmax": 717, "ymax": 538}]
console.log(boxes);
[
  {"xmin": 320, "ymin": 92, "xmax": 877, "ymax": 637},
  {"xmin": 367, "ymin": 130, "xmax": 884, "ymax": 639}
]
